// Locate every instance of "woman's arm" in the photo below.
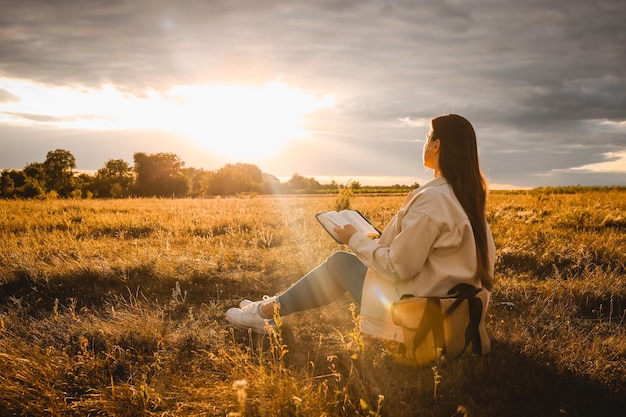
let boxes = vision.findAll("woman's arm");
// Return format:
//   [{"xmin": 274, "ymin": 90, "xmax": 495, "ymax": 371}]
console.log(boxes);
[{"xmin": 349, "ymin": 211, "xmax": 441, "ymax": 282}]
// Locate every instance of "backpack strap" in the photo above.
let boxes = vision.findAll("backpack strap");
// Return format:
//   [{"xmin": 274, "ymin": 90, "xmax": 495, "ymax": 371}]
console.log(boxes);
[{"xmin": 444, "ymin": 283, "xmax": 485, "ymax": 358}]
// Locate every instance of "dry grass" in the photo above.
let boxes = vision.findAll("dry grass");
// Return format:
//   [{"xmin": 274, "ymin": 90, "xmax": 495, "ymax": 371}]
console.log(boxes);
[{"xmin": 0, "ymin": 190, "xmax": 624, "ymax": 416}]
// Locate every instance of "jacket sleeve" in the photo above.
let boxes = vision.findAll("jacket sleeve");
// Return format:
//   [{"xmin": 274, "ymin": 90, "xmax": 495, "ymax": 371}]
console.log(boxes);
[{"xmin": 349, "ymin": 210, "xmax": 441, "ymax": 283}]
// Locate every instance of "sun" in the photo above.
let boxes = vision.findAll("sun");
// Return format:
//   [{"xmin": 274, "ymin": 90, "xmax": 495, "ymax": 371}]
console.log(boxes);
[
  {"xmin": 164, "ymin": 82, "xmax": 335, "ymax": 158},
  {"xmin": 0, "ymin": 78, "xmax": 335, "ymax": 160}
]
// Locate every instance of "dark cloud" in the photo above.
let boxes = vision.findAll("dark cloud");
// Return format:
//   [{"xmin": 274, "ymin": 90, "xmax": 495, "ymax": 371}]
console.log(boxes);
[{"xmin": 0, "ymin": 0, "xmax": 624, "ymax": 187}]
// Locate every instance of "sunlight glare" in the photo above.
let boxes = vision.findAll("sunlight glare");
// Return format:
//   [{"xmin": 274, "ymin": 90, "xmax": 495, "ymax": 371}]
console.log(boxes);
[
  {"xmin": 166, "ymin": 82, "xmax": 336, "ymax": 158},
  {"xmin": 0, "ymin": 78, "xmax": 335, "ymax": 159}
]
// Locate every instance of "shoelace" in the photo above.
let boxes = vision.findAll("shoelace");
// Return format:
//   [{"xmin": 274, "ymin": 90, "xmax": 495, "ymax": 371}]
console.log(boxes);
[
  {"xmin": 240, "ymin": 295, "xmax": 275, "ymax": 313},
  {"xmin": 240, "ymin": 300, "xmax": 260, "ymax": 312}
]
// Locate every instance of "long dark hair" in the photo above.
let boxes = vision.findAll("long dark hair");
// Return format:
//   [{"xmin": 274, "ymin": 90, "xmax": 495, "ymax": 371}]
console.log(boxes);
[{"xmin": 431, "ymin": 114, "xmax": 493, "ymax": 291}]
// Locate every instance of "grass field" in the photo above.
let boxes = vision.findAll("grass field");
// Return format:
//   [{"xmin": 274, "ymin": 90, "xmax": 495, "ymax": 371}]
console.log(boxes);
[{"xmin": 0, "ymin": 189, "xmax": 625, "ymax": 416}]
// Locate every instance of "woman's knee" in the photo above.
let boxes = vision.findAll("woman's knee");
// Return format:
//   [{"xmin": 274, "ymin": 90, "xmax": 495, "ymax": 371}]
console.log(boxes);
[
  {"xmin": 328, "ymin": 250, "xmax": 358, "ymax": 267},
  {"xmin": 327, "ymin": 251, "xmax": 364, "ymax": 275}
]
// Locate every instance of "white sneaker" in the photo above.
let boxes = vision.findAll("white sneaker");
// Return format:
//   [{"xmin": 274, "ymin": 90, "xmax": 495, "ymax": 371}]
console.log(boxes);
[
  {"xmin": 239, "ymin": 299, "xmax": 253, "ymax": 308},
  {"xmin": 226, "ymin": 296, "xmax": 277, "ymax": 334},
  {"xmin": 239, "ymin": 295, "xmax": 273, "ymax": 308}
]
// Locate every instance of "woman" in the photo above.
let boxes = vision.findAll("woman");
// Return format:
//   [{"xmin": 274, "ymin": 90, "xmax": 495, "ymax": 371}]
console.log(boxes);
[{"xmin": 226, "ymin": 114, "xmax": 495, "ymax": 352}]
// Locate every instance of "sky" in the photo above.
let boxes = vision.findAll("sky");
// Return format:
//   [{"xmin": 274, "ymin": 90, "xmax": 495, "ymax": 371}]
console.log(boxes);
[{"xmin": 0, "ymin": 0, "xmax": 625, "ymax": 189}]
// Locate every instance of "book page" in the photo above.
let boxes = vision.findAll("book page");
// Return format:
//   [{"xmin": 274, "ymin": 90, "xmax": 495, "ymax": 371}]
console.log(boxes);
[
  {"xmin": 317, "ymin": 214, "xmax": 339, "ymax": 233},
  {"xmin": 315, "ymin": 210, "xmax": 381, "ymax": 243},
  {"xmin": 324, "ymin": 211, "xmax": 350, "ymax": 226},
  {"xmin": 339, "ymin": 210, "xmax": 380, "ymax": 238}
]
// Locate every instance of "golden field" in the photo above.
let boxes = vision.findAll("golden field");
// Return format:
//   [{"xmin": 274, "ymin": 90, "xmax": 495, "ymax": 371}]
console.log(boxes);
[{"xmin": 0, "ymin": 189, "xmax": 624, "ymax": 416}]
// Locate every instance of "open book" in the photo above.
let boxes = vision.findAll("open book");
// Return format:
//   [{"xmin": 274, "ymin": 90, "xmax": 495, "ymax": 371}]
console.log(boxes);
[{"xmin": 315, "ymin": 210, "xmax": 381, "ymax": 243}]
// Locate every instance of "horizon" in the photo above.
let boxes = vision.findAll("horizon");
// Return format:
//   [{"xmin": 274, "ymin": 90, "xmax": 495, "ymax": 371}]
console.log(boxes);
[{"xmin": 0, "ymin": 160, "xmax": 543, "ymax": 191}]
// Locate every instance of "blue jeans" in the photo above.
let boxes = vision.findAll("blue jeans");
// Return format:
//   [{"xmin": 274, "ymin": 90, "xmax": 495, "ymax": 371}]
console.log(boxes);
[{"xmin": 277, "ymin": 251, "xmax": 368, "ymax": 315}]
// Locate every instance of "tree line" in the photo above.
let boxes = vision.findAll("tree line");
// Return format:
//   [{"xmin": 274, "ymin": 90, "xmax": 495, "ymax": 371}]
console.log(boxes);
[{"xmin": 0, "ymin": 149, "xmax": 416, "ymax": 199}]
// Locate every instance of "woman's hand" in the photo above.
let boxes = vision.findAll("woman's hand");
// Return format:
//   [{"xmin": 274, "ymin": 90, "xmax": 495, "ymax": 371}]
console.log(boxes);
[{"xmin": 333, "ymin": 224, "xmax": 358, "ymax": 245}]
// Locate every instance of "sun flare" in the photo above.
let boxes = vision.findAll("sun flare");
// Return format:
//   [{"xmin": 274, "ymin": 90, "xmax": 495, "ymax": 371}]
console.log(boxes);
[
  {"xmin": 166, "ymin": 82, "xmax": 336, "ymax": 158},
  {"xmin": 0, "ymin": 78, "xmax": 335, "ymax": 159}
]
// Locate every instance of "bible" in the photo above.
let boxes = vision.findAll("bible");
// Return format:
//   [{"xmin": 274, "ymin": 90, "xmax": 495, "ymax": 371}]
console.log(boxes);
[{"xmin": 315, "ymin": 210, "xmax": 381, "ymax": 243}]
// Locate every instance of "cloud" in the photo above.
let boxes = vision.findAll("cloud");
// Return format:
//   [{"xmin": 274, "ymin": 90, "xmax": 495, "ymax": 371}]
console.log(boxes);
[
  {"xmin": 570, "ymin": 150, "xmax": 626, "ymax": 173},
  {"xmin": 0, "ymin": 88, "xmax": 19, "ymax": 103},
  {"xmin": 2, "ymin": 112, "xmax": 105, "ymax": 124}
]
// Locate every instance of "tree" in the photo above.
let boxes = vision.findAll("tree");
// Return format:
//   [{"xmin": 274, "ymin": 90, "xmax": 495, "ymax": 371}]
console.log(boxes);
[
  {"xmin": 182, "ymin": 167, "xmax": 213, "ymax": 197},
  {"xmin": 43, "ymin": 149, "xmax": 76, "ymax": 197},
  {"xmin": 21, "ymin": 163, "xmax": 46, "ymax": 199},
  {"xmin": 133, "ymin": 152, "xmax": 188, "ymax": 197},
  {"xmin": 286, "ymin": 173, "xmax": 322, "ymax": 193},
  {"xmin": 349, "ymin": 180, "xmax": 361, "ymax": 191},
  {"xmin": 94, "ymin": 159, "xmax": 134, "ymax": 198},
  {"xmin": 0, "ymin": 170, "xmax": 19, "ymax": 198},
  {"xmin": 71, "ymin": 173, "xmax": 93, "ymax": 199},
  {"xmin": 71, "ymin": 172, "xmax": 96, "ymax": 198},
  {"xmin": 23, "ymin": 162, "xmax": 45, "ymax": 182},
  {"xmin": 209, "ymin": 163, "xmax": 264, "ymax": 195},
  {"xmin": 261, "ymin": 173, "xmax": 281, "ymax": 194}
]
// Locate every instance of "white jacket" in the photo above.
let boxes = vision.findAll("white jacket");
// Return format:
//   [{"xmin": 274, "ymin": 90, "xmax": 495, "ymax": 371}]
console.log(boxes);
[{"xmin": 348, "ymin": 176, "xmax": 496, "ymax": 342}]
